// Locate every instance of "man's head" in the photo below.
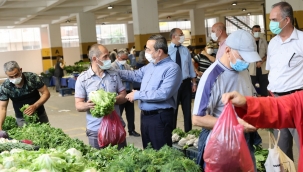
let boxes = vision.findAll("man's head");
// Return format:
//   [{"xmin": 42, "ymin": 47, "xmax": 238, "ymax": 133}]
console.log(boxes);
[
  {"xmin": 269, "ymin": 1, "xmax": 293, "ymax": 35},
  {"xmin": 224, "ymin": 30, "xmax": 261, "ymax": 71},
  {"xmin": 252, "ymin": 25, "xmax": 261, "ymax": 39},
  {"xmin": 89, "ymin": 44, "xmax": 111, "ymax": 70},
  {"xmin": 211, "ymin": 22, "xmax": 227, "ymax": 42},
  {"xmin": 145, "ymin": 34, "xmax": 168, "ymax": 64},
  {"xmin": 4, "ymin": 61, "xmax": 23, "ymax": 85},
  {"xmin": 116, "ymin": 49, "xmax": 129, "ymax": 65},
  {"xmin": 169, "ymin": 28, "xmax": 185, "ymax": 45}
]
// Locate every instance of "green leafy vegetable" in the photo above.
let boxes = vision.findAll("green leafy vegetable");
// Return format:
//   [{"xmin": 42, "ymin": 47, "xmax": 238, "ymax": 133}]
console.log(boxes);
[
  {"xmin": 172, "ymin": 128, "xmax": 186, "ymax": 138},
  {"xmin": 89, "ymin": 89, "xmax": 116, "ymax": 118},
  {"xmin": 19, "ymin": 104, "xmax": 39, "ymax": 124},
  {"xmin": 254, "ymin": 145, "xmax": 269, "ymax": 172},
  {"xmin": 2, "ymin": 116, "xmax": 18, "ymax": 131}
]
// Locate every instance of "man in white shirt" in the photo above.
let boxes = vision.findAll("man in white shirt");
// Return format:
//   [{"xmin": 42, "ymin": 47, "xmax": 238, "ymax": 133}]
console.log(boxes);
[
  {"xmin": 248, "ymin": 25, "xmax": 269, "ymax": 96},
  {"xmin": 267, "ymin": 1, "xmax": 303, "ymax": 161}
]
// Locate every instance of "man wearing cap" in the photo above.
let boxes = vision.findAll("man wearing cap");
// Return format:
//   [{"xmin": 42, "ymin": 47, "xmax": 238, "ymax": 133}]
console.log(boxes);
[{"xmin": 192, "ymin": 30, "xmax": 261, "ymax": 171}]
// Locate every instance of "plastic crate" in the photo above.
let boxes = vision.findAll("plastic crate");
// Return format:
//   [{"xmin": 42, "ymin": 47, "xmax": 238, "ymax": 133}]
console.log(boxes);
[
  {"xmin": 59, "ymin": 88, "xmax": 73, "ymax": 97},
  {"xmin": 172, "ymin": 143, "xmax": 186, "ymax": 155},
  {"xmin": 186, "ymin": 146, "xmax": 199, "ymax": 160}
]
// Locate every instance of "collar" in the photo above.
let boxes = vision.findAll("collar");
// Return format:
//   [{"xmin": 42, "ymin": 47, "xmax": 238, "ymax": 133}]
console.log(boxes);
[
  {"xmin": 155, "ymin": 56, "xmax": 171, "ymax": 66},
  {"xmin": 278, "ymin": 27, "xmax": 298, "ymax": 44},
  {"xmin": 170, "ymin": 42, "xmax": 182, "ymax": 48},
  {"xmin": 115, "ymin": 60, "xmax": 123, "ymax": 68},
  {"xmin": 219, "ymin": 39, "xmax": 226, "ymax": 46},
  {"xmin": 88, "ymin": 66, "xmax": 107, "ymax": 78}
]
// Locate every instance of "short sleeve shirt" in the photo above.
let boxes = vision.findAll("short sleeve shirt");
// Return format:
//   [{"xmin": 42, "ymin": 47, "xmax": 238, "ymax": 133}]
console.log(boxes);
[
  {"xmin": 74, "ymin": 67, "xmax": 125, "ymax": 131},
  {"xmin": 0, "ymin": 72, "xmax": 44, "ymax": 100}
]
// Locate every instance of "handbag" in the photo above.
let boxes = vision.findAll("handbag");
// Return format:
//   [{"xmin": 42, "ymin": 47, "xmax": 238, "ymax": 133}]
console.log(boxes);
[{"xmin": 264, "ymin": 130, "xmax": 296, "ymax": 172}]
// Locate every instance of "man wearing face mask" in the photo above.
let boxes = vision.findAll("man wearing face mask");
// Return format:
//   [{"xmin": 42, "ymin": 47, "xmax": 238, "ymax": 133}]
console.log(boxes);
[
  {"xmin": 248, "ymin": 25, "xmax": 269, "ymax": 97},
  {"xmin": 75, "ymin": 44, "xmax": 127, "ymax": 149},
  {"xmin": 0, "ymin": 61, "xmax": 50, "ymax": 128},
  {"xmin": 266, "ymin": 1, "xmax": 303, "ymax": 161},
  {"xmin": 117, "ymin": 35, "xmax": 182, "ymax": 150},
  {"xmin": 193, "ymin": 43, "xmax": 216, "ymax": 79},
  {"xmin": 168, "ymin": 28, "xmax": 197, "ymax": 133},
  {"xmin": 111, "ymin": 49, "xmax": 140, "ymax": 137},
  {"xmin": 211, "ymin": 22, "xmax": 228, "ymax": 60},
  {"xmin": 192, "ymin": 30, "xmax": 262, "ymax": 171}
]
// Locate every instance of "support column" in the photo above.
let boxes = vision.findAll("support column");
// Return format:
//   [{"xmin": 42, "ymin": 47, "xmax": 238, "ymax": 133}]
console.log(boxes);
[
  {"xmin": 190, "ymin": 9, "xmax": 206, "ymax": 51},
  {"xmin": 131, "ymin": 0, "xmax": 159, "ymax": 51},
  {"xmin": 40, "ymin": 24, "xmax": 63, "ymax": 72},
  {"xmin": 126, "ymin": 23, "xmax": 135, "ymax": 49},
  {"xmin": 77, "ymin": 12, "xmax": 97, "ymax": 61},
  {"xmin": 265, "ymin": 0, "xmax": 303, "ymax": 41},
  {"xmin": 217, "ymin": 16, "xmax": 226, "ymax": 24}
]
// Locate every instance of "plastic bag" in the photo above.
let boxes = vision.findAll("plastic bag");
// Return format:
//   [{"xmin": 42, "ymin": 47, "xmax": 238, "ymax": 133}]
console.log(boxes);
[
  {"xmin": 265, "ymin": 130, "xmax": 296, "ymax": 172},
  {"xmin": 98, "ymin": 110, "xmax": 126, "ymax": 148},
  {"xmin": 203, "ymin": 102, "xmax": 254, "ymax": 172}
]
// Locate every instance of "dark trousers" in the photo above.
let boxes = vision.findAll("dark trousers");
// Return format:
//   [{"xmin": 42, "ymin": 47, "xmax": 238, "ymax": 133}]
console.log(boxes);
[
  {"xmin": 172, "ymin": 78, "xmax": 192, "ymax": 132},
  {"xmin": 141, "ymin": 109, "xmax": 173, "ymax": 150},
  {"xmin": 86, "ymin": 129, "xmax": 127, "ymax": 150},
  {"xmin": 119, "ymin": 99, "xmax": 135, "ymax": 133},
  {"xmin": 250, "ymin": 68, "xmax": 269, "ymax": 96},
  {"xmin": 55, "ymin": 77, "xmax": 62, "ymax": 92}
]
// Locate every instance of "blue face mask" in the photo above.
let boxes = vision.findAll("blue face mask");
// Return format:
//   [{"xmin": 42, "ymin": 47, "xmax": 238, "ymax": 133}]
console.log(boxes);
[
  {"xmin": 97, "ymin": 59, "xmax": 111, "ymax": 70},
  {"xmin": 269, "ymin": 19, "xmax": 287, "ymax": 35},
  {"xmin": 230, "ymin": 51, "xmax": 249, "ymax": 71}
]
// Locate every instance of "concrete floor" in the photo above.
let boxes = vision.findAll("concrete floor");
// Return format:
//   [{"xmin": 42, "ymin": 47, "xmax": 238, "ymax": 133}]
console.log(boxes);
[{"xmin": 4, "ymin": 87, "xmax": 299, "ymax": 169}]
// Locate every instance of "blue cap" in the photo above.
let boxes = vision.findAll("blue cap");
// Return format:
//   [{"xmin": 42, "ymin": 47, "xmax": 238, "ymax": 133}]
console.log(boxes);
[{"xmin": 226, "ymin": 30, "xmax": 261, "ymax": 63}]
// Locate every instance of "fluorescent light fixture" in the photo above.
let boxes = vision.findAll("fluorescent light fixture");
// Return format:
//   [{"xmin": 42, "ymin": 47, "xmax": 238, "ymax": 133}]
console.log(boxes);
[
  {"xmin": 108, "ymin": 5, "xmax": 113, "ymax": 9},
  {"xmin": 232, "ymin": 2, "xmax": 237, "ymax": 5},
  {"xmin": 242, "ymin": 8, "xmax": 246, "ymax": 11}
]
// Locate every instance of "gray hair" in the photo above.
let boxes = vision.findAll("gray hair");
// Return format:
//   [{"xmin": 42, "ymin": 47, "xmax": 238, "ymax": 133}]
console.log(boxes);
[
  {"xmin": 3, "ymin": 61, "xmax": 20, "ymax": 73},
  {"xmin": 272, "ymin": 1, "xmax": 294, "ymax": 24},
  {"xmin": 88, "ymin": 44, "xmax": 102, "ymax": 60},
  {"xmin": 148, "ymin": 35, "xmax": 168, "ymax": 54},
  {"xmin": 117, "ymin": 49, "xmax": 128, "ymax": 57},
  {"xmin": 169, "ymin": 28, "xmax": 178, "ymax": 39}
]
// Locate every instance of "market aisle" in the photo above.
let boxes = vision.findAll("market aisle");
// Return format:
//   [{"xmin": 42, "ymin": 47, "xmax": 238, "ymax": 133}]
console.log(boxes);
[{"xmin": 5, "ymin": 88, "xmax": 298, "ymax": 167}]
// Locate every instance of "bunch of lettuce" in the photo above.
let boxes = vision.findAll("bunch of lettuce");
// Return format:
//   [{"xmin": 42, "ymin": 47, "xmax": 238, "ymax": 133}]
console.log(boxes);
[
  {"xmin": 89, "ymin": 89, "xmax": 116, "ymax": 118},
  {"xmin": 20, "ymin": 104, "xmax": 39, "ymax": 124}
]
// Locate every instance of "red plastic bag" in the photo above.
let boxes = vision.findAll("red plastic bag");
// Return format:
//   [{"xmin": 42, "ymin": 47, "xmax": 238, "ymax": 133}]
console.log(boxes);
[
  {"xmin": 203, "ymin": 102, "xmax": 254, "ymax": 172},
  {"xmin": 98, "ymin": 110, "xmax": 126, "ymax": 148}
]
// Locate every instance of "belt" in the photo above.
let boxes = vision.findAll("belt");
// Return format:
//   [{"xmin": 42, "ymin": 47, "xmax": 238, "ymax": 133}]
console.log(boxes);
[
  {"xmin": 142, "ymin": 108, "xmax": 174, "ymax": 116},
  {"xmin": 273, "ymin": 89, "xmax": 303, "ymax": 96}
]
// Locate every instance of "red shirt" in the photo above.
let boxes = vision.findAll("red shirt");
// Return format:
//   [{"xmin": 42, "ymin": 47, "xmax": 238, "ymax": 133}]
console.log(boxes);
[{"xmin": 235, "ymin": 91, "xmax": 303, "ymax": 171}]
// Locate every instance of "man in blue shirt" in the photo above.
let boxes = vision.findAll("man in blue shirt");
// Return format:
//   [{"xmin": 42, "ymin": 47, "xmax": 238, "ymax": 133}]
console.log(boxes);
[
  {"xmin": 168, "ymin": 28, "xmax": 197, "ymax": 132},
  {"xmin": 117, "ymin": 35, "xmax": 182, "ymax": 150},
  {"xmin": 111, "ymin": 49, "xmax": 140, "ymax": 137}
]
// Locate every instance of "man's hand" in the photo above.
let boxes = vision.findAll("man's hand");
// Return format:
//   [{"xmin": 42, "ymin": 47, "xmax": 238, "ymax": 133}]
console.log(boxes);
[
  {"xmin": 221, "ymin": 91, "xmax": 247, "ymax": 107},
  {"xmin": 256, "ymin": 61, "xmax": 262, "ymax": 68},
  {"xmin": 238, "ymin": 118, "xmax": 257, "ymax": 133},
  {"xmin": 23, "ymin": 104, "xmax": 38, "ymax": 116},
  {"xmin": 192, "ymin": 84, "xmax": 197, "ymax": 92},
  {"xmin": 85, "ymin": 100, "xmax": 95, "ymax": 110},
  {"xmin": 126, "ymin": 90, "xmax": 137, "ymax": 102}
]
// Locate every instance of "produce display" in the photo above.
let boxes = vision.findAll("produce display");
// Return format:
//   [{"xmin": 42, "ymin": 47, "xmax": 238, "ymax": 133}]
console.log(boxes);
[
  {"xmin": 0, "ymin": 116, "xmax": 201, "ymax": 172},
  {"xmin": 20, "ymin": 104, "xmax": 39, "ymax": 124},
  {"xmin": 89, "ymin": 89, "xmax": 116, "ymax": 118},
  {"xmin": 172, "ymin": 128, "xmax": 200, "ymax": 149}
]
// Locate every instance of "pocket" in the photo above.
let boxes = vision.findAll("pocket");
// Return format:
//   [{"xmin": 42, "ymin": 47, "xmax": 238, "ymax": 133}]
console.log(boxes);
[{"xmin": 288, "ymin": 53, "xmax": 303, "ymax": 68}]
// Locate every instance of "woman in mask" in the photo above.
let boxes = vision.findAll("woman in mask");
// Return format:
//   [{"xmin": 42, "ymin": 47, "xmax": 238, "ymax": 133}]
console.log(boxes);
[{"xmin": 54, "ymin": 56, "xmax": 65, "ymax": 92}]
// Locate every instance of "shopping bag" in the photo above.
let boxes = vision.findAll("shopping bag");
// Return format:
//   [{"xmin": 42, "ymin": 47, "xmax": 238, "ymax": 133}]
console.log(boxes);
[
  {"xmin": 203, "ymin": 102, "xmax": 254, "ymax": 172},
  {"xmin": 264, "ymin": 131, "xmax": 296, "ymax": 172},
  {"xmin": 98, "ymin": 110, "xmax": 126, "ymax": 147}
]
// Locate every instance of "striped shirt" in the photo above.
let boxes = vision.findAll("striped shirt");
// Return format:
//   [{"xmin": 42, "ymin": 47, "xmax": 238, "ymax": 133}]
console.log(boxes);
[{"xmin": 193, "ymin": 53, "xmax": 215, "ymax": 72}]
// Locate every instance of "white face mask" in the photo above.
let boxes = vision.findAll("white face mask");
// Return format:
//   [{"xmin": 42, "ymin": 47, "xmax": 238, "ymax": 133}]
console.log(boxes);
[
  {"xmin": 253, "ymin": 32, "xmax": 261, "ymax": 38},
  {"xmin": 10, "ymin": 77, "xmax": 22, "ymax": 85},
  {"xmin": 145, "ymin": 53, "xmax": 155, "ymax": 63},
  {"xmin": 118, "ymin": 60, "xmax": 126, "ymax": 65},
  {"xmin": 178, "ymin": 35, "xmax": 185, "ymax": 44},
  {"xmin": 97, "ymin": 59, "xmax": 111, "ymax": 70},
  {"xmin": 206, "ymin": 48, "xmax": 214, "ymax": 54},
  {"xmin": 211, "ymin": 32, "xmax": 218, "ymax": 41}
]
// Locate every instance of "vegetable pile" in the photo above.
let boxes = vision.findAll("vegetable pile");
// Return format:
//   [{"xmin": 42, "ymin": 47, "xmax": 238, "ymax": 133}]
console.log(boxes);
[
  {"xmin": 0, "ymin": 116, "xmax": 202, "ymax": 171},
  {"xmin": 89, "ymin": 89, "xmax": 116, "ymax": 118},
  {"xmin": 254, "ymin": 145, "xmax": 269, "ymax": 172},
  {"xmin": 172, "ymin": 128, "xmax": 200, "ymax": 149}
]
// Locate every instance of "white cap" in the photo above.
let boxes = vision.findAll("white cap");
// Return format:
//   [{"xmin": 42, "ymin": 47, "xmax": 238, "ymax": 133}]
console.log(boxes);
[{"xmin": 226, "ymin": 30, "xmax": 261, "ymax": 63}]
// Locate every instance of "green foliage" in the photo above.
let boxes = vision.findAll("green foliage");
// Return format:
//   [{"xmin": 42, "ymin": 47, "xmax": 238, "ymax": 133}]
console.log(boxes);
[
  {"xmin": 89, "ymin": 89, "xmax": 116, "ymax": 117},
  {"xmin": 172, "ymin": 128, "xmax": 186, "ymax": 138},
  {"xmin": 254, "ymin": 145, "xmax": 269, "ymax": 172},
  {"xmin": 2, "ymin": 116, "xmax": 18, "ymax": 131},
  {"xmin": 19, "ymin": 104, "xmax": 39, "ymax": 124}
]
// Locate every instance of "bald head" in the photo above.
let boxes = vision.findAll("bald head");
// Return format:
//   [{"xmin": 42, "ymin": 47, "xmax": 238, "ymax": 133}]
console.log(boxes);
[
  {"xmin": 211, "ymin": 22, "xmax": 228, "ymax": 42},
  {"xmin": 88, "ymin": 44, "xmax": 108, "ymax": 60},
  {"xmin": 212, "ymin": 22, "xmax": 226, "ymax": 32}
]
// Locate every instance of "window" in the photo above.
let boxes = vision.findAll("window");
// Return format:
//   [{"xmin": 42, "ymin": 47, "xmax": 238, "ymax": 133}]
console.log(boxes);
[
  {"xmin": 0, "ymin": 28, "xmax": 41, "ymax": 52},
  {"xmin": 96, "ymin": 24, "xmax": 127, "ymax": 44},
  {"xmin": 205, "ymin": 18, "xmax": 217, "ymax": 37},
  {"xmin": 159, "ymin": 21, "xmax": 191, "ymax": 32},
  {"xmin": 60, "ymin": 26, "xmax": 79, "ymax": 47}
]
